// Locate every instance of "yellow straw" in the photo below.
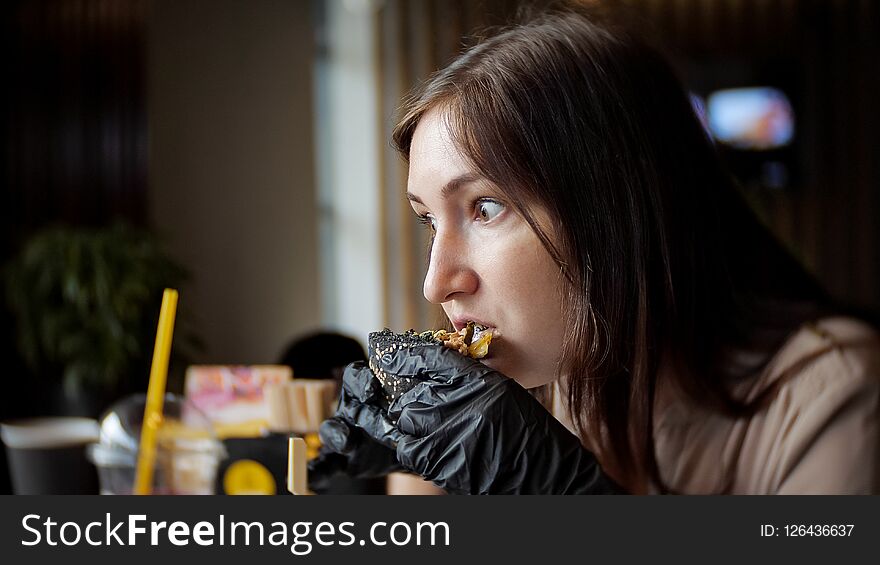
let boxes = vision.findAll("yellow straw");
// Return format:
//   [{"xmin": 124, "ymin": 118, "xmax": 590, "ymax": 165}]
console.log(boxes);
[{"xmin": 134, "ymin": 288, "xmax": 179, "ymax": 495}]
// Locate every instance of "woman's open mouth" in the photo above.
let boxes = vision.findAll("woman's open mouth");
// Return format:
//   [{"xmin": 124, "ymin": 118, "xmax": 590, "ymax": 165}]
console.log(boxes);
[{"xmin": 431, "ymin": 321, "xmax": 496, "ymax": 359}]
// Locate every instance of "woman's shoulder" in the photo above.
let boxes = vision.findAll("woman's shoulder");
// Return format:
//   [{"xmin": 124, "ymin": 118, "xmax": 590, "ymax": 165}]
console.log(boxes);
[
  {"xmin": 740, "ymin": 316, "xmax": 880, "ymax": 493},
  {"xmin": 745, "ymin": 315, "xmax": 880, "ymax": 403},
  {"xmin": 653, "ymin": 315, "xmax": 880, "ymax": 494}
]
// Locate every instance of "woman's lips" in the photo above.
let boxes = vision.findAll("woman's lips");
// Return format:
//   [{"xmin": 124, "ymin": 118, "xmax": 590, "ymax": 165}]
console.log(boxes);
[{"xmin": 451, "ymin": 317, "xmax": 497, "ymax": 334}]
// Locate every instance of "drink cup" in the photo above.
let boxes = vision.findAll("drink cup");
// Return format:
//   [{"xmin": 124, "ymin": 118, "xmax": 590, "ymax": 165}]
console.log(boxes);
[
  {"xmin": 86, "ymin": 393, "xmax": 225, "ymax": 495},
  {"xmin": 1, "ymin": 417, "xmax": 100, "ymax": 494}
]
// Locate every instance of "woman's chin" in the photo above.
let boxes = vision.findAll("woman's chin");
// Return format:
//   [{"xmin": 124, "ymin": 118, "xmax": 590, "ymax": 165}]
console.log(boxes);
[
  {"xmin": 481, "ymin": 358, "xmax": 532, "ymax": 388},
  {"xmin": 507, "ymin": 367, "xmax": 558, "ymax": 389},
  {"xmin": 479, "ymin": 347, "xmax": 554, "ymax": 388}
]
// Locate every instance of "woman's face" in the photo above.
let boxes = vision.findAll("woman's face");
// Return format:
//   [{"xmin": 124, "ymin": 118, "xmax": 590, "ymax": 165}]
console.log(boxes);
[{"xmin": 406, "ymin": 108, "xmax": 565, "ymax": 388}]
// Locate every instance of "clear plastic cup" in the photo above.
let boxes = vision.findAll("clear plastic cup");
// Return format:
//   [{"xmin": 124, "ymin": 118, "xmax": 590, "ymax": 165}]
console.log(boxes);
[{"xmin": 86, "ymin": 393, "xmax": 226, "ymax": 495}]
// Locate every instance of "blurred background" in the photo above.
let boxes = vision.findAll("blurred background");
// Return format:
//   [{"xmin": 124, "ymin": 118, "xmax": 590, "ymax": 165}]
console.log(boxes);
[{"xmin": 0, "ymin": 0, "xmax": 877, "ymax": 493}]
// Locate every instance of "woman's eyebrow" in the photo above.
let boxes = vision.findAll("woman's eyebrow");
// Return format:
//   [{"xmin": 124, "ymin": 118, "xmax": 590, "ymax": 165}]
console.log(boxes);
[{"xmin": 406, "ymin": 172, "xmax": 482, "ymax": 205}]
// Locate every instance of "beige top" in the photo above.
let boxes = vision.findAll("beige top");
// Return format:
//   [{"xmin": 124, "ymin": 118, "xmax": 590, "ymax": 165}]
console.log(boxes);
[
  {"xmin": 651, "ymin": 316, "xmax": 880, "ymax": 494},
  {"xmin": 552, "ymin": 317, "xmax": 880, "ymax": 494}
]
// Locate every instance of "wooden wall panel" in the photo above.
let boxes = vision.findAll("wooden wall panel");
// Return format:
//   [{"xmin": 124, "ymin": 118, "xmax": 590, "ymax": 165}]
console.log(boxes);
[{"xmin": 2, "ymin": 0, "xmax": 149, "ymax": 253}]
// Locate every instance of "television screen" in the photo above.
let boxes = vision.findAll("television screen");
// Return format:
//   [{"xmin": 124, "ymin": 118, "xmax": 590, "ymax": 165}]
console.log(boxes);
[{"xmin": 706, "ymin": 87, "xmax": 794, "ymax": 150}]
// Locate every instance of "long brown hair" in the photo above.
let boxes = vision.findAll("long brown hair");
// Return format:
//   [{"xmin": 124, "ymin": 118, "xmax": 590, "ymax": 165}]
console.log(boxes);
[{"xmin": 392, "ymin": 4, "xmax": 833, "ymax": 491}]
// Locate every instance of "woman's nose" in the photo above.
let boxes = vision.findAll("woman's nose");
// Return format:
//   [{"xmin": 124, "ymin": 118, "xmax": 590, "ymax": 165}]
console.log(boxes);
[{"xmin": 423, "ymin": 230, "xmax": 479, "ymax": 304}]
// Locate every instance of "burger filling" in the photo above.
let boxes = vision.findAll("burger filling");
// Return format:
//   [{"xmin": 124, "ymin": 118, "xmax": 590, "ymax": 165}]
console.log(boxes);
[{"xmin": 420, "ymin": 321, "xmax": 494, "ymax": 359}]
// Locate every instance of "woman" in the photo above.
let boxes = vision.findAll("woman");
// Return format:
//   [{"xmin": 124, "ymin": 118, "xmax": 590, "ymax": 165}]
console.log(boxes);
[{"xmin": 310, "ymin": 4, "xmax": 880, "ymax": 494}]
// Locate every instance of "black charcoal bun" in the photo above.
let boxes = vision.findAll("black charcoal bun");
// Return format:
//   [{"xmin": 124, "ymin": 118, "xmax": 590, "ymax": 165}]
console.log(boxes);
[{"xmin": 367, "ymin": 329, "xmax": 440, "ymax": 404}]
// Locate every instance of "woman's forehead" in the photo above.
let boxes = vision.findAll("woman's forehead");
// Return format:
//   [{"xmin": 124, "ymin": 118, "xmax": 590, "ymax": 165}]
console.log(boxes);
[
  {"xmin": 406, "ymin": 108, "xmax": 558, "ymax": 237},
  {"xmin": 410, "ymin": 109, "xmax": 466, "ymax": 164},
  {"xmin": 407, "ymin": 109, "xmax": 476, "ymax": 199}
]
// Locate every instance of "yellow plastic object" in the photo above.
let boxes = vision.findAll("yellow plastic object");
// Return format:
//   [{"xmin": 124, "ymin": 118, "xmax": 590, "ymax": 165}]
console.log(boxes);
[
  {"xmin": 287, "ymin": 437, "xmax": 311, "ymax": 495},
  {"xmin": 223, "ymin": 459, "xmax": 276, "ymax": 495},
  {"xmin": 134, "ymin": 288, "xmax": 178, "ymax": 495}
]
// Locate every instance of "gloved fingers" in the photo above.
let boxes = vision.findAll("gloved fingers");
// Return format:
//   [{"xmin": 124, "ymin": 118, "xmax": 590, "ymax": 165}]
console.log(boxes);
[
  {"xmin": 341, "ymin": 361, "xmax": 383, "ymax": 404},
  {"xmin": 318, "ymin": 416, "xmax": 357, "ymax": 454},
  {"xmin": 389, "ymin": 372, "xmax": 501, "ymax": 431},
  {"xmin": 393, "ymin": 395, "xmax": 447, "ymax": 438},
  {"xmin": 394, "ymin": 433, "xmax": 432, "ymax": 477},
  {"xmin": 387, "ymin": 378, "xmax": 446, "ymax": 425},
  {"xmin": 319, "ymin": 411, "xmax": 399, "ymax": 456},
  {"xmin": 316, "ymin": 417, "xmax": 403, "ymax": 478},
  {"xmin": 335, "ymin": 393, "xmax": 405, "ymax": 450},
  {"xmin": 394, "ymin": 381, "xmax": 487, "ymax": 442},
  {"xmin": 331, "ymin": 376, "xmax": 408, "ymax": 449}
]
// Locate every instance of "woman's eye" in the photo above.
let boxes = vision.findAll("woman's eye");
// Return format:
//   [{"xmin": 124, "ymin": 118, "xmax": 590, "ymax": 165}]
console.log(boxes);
[
  {"xmin": 476, "ymin": 200, "xmax": 504, "ymax": 222},
  {"xmin": 417, "ymin": 214, "xmax": 436, "ymax": 232}
]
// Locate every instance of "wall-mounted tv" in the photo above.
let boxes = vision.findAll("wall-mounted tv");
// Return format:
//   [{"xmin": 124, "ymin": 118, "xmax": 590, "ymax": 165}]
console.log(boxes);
[{"xmin": 706, "ymin": 87, "xmax": 794, "ymax": 150}]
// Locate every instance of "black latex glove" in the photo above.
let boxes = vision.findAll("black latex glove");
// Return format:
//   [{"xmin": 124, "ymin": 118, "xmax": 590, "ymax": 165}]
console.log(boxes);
[
  {"xmin": 307, "ymin": 361, "xmax": 402, "ymax": 492},
  {"xmin": 348, "ymin": 341, "xmax": 625, "ymax": 495}
]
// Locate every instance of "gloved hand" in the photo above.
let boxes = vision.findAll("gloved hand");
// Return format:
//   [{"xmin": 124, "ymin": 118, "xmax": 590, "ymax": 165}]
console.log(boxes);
[
  {"xmin": 307, "ymin": 361, "xmax": 402, "ymax": 492},
  {"xmin": 345, "ymin": 340, "xmax": 625, "ymax": 495}
]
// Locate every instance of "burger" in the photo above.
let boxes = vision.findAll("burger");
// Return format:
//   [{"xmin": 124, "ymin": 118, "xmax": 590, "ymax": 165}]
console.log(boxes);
[{"xmin": 367, "ymin": 322, "xmax": 495, "ymax": 405}]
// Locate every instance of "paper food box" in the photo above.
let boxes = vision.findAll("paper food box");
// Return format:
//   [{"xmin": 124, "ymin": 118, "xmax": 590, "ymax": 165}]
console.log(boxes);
[{"xmin": 184, "ymin": 365, "xmax": 292, "ymax": 439}]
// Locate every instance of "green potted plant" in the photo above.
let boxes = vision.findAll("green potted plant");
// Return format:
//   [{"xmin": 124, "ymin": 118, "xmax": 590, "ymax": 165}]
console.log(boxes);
[{"xmin": 4, "ymin": 223, "xmax": 193, "ymax": 417}]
